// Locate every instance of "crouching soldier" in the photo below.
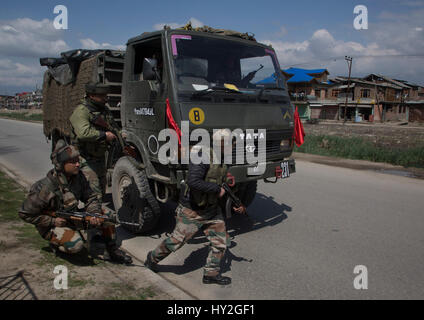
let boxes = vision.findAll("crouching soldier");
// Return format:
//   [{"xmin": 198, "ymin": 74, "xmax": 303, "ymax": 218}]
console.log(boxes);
[
  {"xmin": 69, "ymin": 82, "xmax": 118, "ymax": 202},
  {"xmin": 19, "ymin": 140, "xmax": 132, "ymax": 264},
  {"xmin": 144, "ymin": 129, "xmax": 246, "ymax": 285}
]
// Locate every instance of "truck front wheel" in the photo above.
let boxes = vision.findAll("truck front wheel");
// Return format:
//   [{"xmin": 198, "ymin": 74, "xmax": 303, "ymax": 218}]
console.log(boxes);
[{"xmin": 111, "ymin": 157, "xmax": 161, "ymax": 234}]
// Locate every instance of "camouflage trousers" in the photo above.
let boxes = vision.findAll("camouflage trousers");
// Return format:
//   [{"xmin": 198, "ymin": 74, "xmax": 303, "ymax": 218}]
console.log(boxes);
[
  {"xmin": 45, "ymin": 224, "xmax": 116, "ymax": 254},
  {"xmin": 79, "ymin": 156, "xmax": 106, "ymax": 202},
  {"xmin": 151, "ymin": 205, "xmax": 230, "ymax": 277}
]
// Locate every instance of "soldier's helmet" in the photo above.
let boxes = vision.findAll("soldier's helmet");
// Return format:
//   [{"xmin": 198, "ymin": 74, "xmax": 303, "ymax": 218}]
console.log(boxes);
[
  {"xmin": 51, "ymin": 140, "xmax": 80, "ymax": 171},
  {"xmin": 85, "ymin": 82, "xmax": 110, "ymax": 95}
]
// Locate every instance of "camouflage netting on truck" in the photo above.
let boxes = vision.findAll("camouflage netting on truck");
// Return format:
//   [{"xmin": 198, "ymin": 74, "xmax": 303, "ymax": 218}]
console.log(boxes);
[
  {"xmin": 173, "ymin": 22, "xmax": 257, "ymax": 42},
  {"xmin": 41, "ymin": 49, "xmax": 124, "ymax": 138},
  {"xmin": 40, "ymin": 49, "xmax": 104, "ymax": 85}
]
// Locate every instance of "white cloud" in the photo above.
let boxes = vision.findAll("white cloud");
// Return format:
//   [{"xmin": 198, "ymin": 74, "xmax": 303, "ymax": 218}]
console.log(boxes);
[
  {"xmin": 0, "ymin": 58, "xmax": 44, "ymax": 88},
  {"xmin": 262, "ymin": 22, "xmax": 424, "ymax": 84},
  {"xmin": 79, "ymin": 38, "xmax": 125, "ymax": 51},
  {"xmin": 153, "ymin": 17, "xmax": 204, "ymax": 31},
  {"xmin": 0, "ymin": 18, "xmax": 69, "ymax": 58}
]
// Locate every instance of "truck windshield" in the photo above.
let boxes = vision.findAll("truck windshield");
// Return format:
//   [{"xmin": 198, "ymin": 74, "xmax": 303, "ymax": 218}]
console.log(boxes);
[{"xmin": 170, "ymin": 34, "xmax": 286, "ymax": 97}]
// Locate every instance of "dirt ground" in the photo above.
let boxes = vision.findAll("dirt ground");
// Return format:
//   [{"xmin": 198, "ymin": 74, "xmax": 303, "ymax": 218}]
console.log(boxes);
[
  {"xmin": 303, "ymin": 121, "xmax": 424, "ymax": 150},
  {"xmin": 0, "ymin": 220, "xmax": 175, "ymax": 300},
  {"xmin": 0, "ymin": 171, "xmax": 174, "ymax": 301}
]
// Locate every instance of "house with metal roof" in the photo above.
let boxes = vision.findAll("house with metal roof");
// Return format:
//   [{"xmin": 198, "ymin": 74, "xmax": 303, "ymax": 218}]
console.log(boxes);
[
  {"xmin": 281, "ymin": 68, "xmax": 424, "ymax": 122},
  {"xmin": 281, "ymin": 68, "xmax": 331, "ymax": 120}
]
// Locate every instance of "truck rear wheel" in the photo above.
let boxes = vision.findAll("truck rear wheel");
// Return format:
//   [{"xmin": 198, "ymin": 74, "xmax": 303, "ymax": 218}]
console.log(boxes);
[{"xmin": 112, "ymin": 156, "xmax": 161, "ymax": 234}]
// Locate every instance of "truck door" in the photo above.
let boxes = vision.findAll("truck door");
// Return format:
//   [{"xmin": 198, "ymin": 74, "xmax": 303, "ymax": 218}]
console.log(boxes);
[{"xmin": 122, "ymin": 37, "xmax": 167, "ymax": 134}]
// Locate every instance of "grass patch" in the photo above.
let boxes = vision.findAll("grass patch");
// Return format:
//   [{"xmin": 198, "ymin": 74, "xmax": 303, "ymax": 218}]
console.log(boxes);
[
  {"xmin": 0, "ymin": 111, "xmax": 43, "ymax": 122},
  {"xmin": 15, "ymin": 223, "xmax": 47, "ymax": 249},
  {"xmin": 0, "ymin": 171, "xmax": 26, "ymax": 222},
  {"xmin": 106, "ymin": 283, "xmax": 157, "ymax": 300},
  {"xmin": 295, "ymin": 134, "xmax": 424, "ymax": 168},
  {"xmin": 68, "ymin": 274, "xmax": 95, "ymax": 288}
]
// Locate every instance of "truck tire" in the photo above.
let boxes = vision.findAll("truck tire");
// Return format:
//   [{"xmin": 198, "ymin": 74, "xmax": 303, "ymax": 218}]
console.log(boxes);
[
  {"xmin": 236, "ymin": 181, "xmax": 257, "ymax": 207},
  {"xmin": 111, "ymin": 156, "xmax": 161, "ymax": 234}
]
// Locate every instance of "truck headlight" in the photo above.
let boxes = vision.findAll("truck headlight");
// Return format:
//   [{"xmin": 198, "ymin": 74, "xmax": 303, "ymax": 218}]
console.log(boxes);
[{"xmin": 280, "ymin": 139, "xmax": 291, "ymax": 151}]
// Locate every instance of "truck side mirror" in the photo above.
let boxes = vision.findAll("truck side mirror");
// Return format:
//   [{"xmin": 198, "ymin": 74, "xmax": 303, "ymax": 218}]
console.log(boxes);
[{"xmin": 143, "ymin": 58, "xmax": 161, "ymax": 82}]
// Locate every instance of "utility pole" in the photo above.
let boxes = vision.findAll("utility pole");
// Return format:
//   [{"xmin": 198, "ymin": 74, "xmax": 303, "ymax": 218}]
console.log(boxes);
[{"xmin": 343, "ymin": 56, "xmax": 353, "ymax": 123}]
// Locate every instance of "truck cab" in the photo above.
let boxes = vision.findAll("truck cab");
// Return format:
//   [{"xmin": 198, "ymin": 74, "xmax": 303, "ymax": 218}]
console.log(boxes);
[{"xmin": 112, "ymin": 27, "xmax": 296, "ymax": 232}]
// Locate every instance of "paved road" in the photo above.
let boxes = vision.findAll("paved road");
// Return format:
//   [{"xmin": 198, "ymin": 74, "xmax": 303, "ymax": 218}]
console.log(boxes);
[
  {"xmin": 1, "ymin": 118, "xmax": 424, "ymax": 299},
  {"xmin": 0, "ymin": 118, "xmax": 51, "ymax": 184}
]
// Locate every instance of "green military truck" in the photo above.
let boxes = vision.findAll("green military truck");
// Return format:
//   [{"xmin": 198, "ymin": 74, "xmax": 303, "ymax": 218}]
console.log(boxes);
[{"xmin": 41, "ymin": 25, "xmax": 296, "ymax": 234}]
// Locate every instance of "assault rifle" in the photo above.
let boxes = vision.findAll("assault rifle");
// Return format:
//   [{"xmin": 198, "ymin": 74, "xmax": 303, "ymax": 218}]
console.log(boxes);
[
  {"xmin": 47, "ymin": 210, "xmax": 140, "ymax": 229},
  {"xmin": 92, "ymin": 114, "xmax": 136, "ymax": 158},
  {"xmin": 92, "ymin": 114, "xmax": 125, "ymax": 149},
  {"xmin": 222, "ymin": 183, "xmax": 246, "ymax": 217}
]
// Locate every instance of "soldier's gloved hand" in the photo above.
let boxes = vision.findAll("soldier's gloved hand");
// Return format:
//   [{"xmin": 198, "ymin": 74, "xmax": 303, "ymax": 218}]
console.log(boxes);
[
  {"xmin": 233, "ymin": 205, "xmax": 247, "ymax": 215},
  {"xmin": 105, "ymin": 131, "xmax": 117, "ymax": 142},
  {"xmin": 54, "ymin": 217, "xmax": 67, "ymax": 227}
]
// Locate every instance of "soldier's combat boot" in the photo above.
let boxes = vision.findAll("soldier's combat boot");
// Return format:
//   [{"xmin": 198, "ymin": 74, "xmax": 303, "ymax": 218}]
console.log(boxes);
[
  {"xmin": 49, "ymin": 243, "xmax": 58, "ymax": 255},
  {"xmin": 106, "ymin": 245, "xmax": 133, "ymax": 265},
  {"xmin": 144, "ymin": 251, "xmax": 158, "ymax": 272},
  {"xmin": 202, "ymin": 274, "xmax": 232, "ymax": 285}
]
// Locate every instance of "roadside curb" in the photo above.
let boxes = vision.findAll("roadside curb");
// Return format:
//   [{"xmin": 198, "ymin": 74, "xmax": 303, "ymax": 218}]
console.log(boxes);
[
  {"xmin": 0, "ymin": 164, "xmax": 195, "ymax": 300},
  {"xmin": 123, "ymin": 247, "xmax": 195, "ymax": 300},
  {"xmin": 292, "ymin": 152, "xmax": 424, "ymax": 179},
  {"xmin": 0, "ymin": 163, "xmax": 32, "ymax": 190},
  {"xmin": 0, "ymin": 116, "xmax": 43, "ymax": 124}
]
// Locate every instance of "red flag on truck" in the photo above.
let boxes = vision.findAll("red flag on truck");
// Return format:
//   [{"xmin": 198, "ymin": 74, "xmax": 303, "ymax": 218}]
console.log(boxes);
[
  {"xmin": 166, "ymin": 98, "xmax": 181, "ymax": 145},
  {"xmin": 294, "ymin": 106, "xmax": 305, "ymax": 147}
]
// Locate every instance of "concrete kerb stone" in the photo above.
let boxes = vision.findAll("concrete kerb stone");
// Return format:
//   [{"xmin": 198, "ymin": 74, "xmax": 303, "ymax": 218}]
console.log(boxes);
[
  {"xmin": 123, "ymin": 247, "xmax": 195, "ymax": 300},
  {"xmin": 0, "ymin": 163, "xmax": 31, "ymax": 190},
  {"xmin": 0, "ymin": 163, "xmax": 194, "ymax": 300}
]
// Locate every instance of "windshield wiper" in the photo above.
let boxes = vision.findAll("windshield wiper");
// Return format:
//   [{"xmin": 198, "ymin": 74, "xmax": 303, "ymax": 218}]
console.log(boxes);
[
  {"xmin": 256, "ymin": 87, "xmax": 285, "ymax": 99},
  {"xmin": 192, "ymin": 86, "xmax": 243, "ymax": 97}
]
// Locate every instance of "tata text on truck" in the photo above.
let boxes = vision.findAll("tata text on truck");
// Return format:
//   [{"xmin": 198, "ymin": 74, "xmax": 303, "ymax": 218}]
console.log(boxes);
[{"xmin": 41, "ymin": 25, "xmax": 296, "ymax": 233}]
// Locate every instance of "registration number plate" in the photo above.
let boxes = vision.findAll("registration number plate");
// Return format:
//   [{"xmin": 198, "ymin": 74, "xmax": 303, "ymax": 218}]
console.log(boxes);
[{"xmin": 281, "ymin": 161, "xmax": 290, "ymax": 178}]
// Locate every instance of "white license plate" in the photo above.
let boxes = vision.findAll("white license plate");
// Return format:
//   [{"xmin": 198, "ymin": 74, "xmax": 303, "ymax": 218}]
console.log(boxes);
[{"xmin": 281, "ymin": 161, "xmax": 290, "ymax": 178}]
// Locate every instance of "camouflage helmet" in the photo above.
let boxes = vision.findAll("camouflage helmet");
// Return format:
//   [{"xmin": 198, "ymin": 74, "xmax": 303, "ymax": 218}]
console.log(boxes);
[
  {"xmin": 85, "ymin": 82, "xmax": 110, "ymax": 95},
  {"xmin": 51, "ymin": 140, "xmax": 80, "ymax": 171}
]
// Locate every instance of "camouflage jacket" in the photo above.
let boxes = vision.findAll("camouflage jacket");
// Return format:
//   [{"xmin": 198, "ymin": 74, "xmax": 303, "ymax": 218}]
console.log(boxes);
[
  {"xmin": 69, "ymin": 98, "xmax": 116, "ymax": 159},
  {"xmin": 19, "ymin": 169, "xmax": 101, "ymax": 238}
]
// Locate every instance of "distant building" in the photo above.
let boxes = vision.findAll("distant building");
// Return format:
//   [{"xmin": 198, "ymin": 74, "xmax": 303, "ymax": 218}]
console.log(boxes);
[
  {"xmin": 282, "ymin": 68, "xmax": 424, "ymax": 122},
  {"xmin": 0, "ymin": 95, "xmax": 15, "ymax": 109},
  {"xmin": 282, "ymin": 68, "xmax": 332, "ymax": 120},
  {"xmin": 11, "ymin": 89, "xmax": 43, "ymax": 109}
]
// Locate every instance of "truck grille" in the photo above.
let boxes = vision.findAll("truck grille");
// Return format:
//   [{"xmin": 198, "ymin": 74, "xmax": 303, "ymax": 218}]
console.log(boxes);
[{"xmin": 230, "ymin": 129, "xmax": 293, "ymax": 164}]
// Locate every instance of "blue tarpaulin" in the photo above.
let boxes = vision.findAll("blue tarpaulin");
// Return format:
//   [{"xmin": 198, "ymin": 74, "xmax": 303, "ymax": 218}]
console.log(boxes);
[
  {"xmin": 283, "ymin": 68, "xmax": 327, "ymax": 83},
  {"xmin": 256, "ymin": 73, "xmax": 277, "ymax": 84}
]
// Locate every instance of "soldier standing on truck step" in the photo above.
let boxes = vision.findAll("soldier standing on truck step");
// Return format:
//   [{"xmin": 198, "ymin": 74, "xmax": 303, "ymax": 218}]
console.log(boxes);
[
  {"xmin": 144, "ymin": 129, "xmax": 246, "ymax": 285},
  {"xmin": 19, "ymin": 140, "xmax": 132, "ymax": 264},
  {"xmin": 69, "ymin": 82, "xmax": 117, "ymax": 202}
]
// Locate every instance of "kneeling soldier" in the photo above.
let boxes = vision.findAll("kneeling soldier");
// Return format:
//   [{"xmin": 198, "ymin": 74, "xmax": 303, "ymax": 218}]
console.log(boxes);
[{"xmin": 19, "ymin": 140, "xmax": 132, "ymax": 264}]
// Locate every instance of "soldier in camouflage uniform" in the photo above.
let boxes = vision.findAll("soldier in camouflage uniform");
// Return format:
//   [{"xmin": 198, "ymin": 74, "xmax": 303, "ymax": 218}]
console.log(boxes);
[
  {"xmin": 145, "ymin": 129, "xmax": 246, "ymax": 285},
  {"xmin": 19, "ymin": 140, "xmax": 132, "ymax": 264},
  {"xmin": 69, "ymin": 82, "xmax": 118, "ymax": 202}
]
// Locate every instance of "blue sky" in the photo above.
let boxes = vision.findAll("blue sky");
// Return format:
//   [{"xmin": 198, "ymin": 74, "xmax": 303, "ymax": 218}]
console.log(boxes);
[{"xmin": 1, "ymin": 0, "xmax": 424, "ymax": 94}]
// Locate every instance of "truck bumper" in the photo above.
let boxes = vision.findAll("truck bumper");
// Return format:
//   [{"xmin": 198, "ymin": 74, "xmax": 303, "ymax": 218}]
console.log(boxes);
[{"xmin": 227, "ymin": 158, "xmax": 296, "ymax": 184}]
